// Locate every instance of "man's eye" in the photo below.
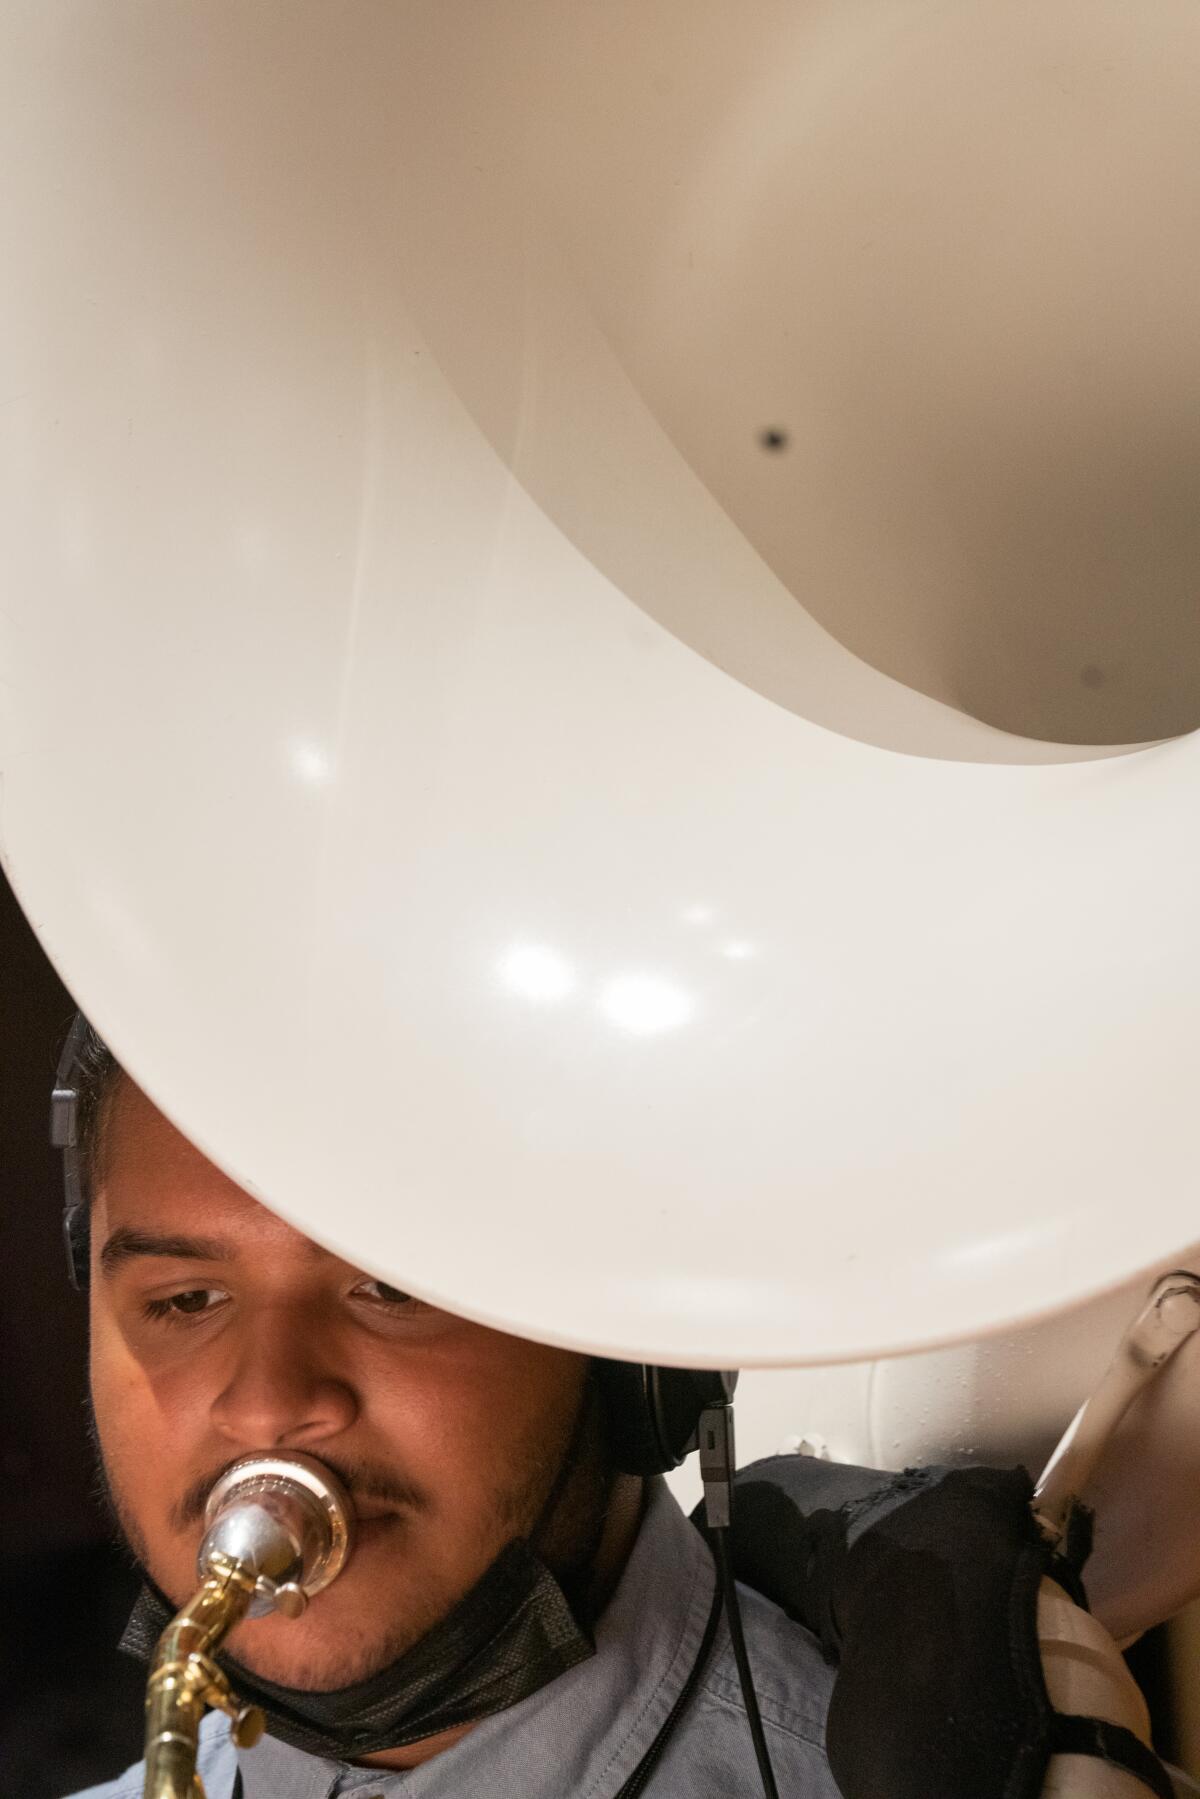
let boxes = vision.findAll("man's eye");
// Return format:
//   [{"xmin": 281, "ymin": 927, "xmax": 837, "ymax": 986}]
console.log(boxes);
[
  {"xmin": 143, "ymin": 1289, "xmax": 228, "ymax": 1321},
  {"xmin": 352, "ymin": 1278, "xmax": 415, "ymax": 1308}
]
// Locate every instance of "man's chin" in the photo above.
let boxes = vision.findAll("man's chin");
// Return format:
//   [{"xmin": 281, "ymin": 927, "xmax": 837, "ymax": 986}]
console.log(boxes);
[
  {"xmin": 137, "ymin": 1512, "xmax": 444, "ymax": 1693},
  {"xmin": 227, "ymin": 1634, "xmax": 403, "ymax": 1693},
  {"xmin": 224, "ymin": 1589, "xmax": 442, "ymax": 1694}
]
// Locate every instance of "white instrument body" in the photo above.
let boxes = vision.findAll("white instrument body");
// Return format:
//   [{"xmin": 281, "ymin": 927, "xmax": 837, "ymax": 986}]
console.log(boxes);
[
  {"xmin": 5, "ymin": 12, "xmax": 1200, "ymax": 1790},
  {"xmin": 3, "ymin": 3, "xmax": 1200, "ymax": 1371}
]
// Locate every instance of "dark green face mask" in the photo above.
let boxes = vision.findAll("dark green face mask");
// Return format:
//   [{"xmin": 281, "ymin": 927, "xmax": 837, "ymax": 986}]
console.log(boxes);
[{"xmin": 121, "ymin": 1535, "xmax": 595, "ymax": 1761}]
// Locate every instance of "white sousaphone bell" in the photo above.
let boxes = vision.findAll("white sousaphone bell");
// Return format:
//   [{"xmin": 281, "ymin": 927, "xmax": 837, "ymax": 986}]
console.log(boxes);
[{"xmin": 3, "ymin": 0, "xmax": 1200, "ymax": 1653}]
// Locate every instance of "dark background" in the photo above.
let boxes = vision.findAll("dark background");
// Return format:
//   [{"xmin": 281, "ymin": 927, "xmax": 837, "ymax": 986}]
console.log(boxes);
[
  {"xmin": 0, "ymin": 864, "xmax": 1181, "ymax": 1795},
  {"xmin": 2, "ymin": 868, "xmax": 145, "ymax": 1796}
]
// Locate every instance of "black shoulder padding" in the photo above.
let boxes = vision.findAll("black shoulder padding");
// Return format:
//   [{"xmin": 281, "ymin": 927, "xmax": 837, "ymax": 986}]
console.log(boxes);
[
  {"xmin": 694, "ymin": 1455, "xmax": 1170, "ymax": 1799},
  {"xmin": 821, "ymin": 1464, "xmax": 1053, "ymax": 1799}
]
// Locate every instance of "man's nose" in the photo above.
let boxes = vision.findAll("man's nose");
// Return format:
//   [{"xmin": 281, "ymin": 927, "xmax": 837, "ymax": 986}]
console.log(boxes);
[{"xmin": 208, "ymin": 1307, "xmax": 358, "ymax": 1450}]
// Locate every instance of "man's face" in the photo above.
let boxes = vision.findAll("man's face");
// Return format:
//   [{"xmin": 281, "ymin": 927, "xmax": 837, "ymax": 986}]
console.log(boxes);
[{"xmin": 89, "ymin": 1078, "xmax": 600, "ymax": 1690}]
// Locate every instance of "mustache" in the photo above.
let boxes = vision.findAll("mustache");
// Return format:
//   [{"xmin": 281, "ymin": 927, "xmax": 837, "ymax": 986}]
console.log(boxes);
[{"xmin": 170, "ymin": 1454, "xmax": 429, "ymax": 1533}]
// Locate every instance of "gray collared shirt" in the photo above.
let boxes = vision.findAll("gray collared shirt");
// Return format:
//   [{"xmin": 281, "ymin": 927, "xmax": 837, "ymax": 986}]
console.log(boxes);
[
  {"xmin": 70, "ymin": 1479, "xmax": 841, "ymax": 1798},
  {"xmin": 66, "ymin": 1478, "xmax": 1200, "ymax": 1799}
]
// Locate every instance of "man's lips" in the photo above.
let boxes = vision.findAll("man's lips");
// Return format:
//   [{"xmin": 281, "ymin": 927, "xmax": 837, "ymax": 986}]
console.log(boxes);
[{"xmin": 353, "ymin": 1509, "xmax": 404, "ymax": 1535}]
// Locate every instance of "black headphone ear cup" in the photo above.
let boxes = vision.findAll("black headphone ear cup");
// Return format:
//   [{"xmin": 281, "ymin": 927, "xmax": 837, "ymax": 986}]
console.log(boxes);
[
  {"xmin": 597, "ymin": 1362, "xmax": 669, "ymax": 1475},
  {"xmin": 597, "ymin": 1362, "xmax": 738, "ymax": 1476},
  {"xmin": 650, "ymin": 1367, "xmax": 738, "ymax": 1470}
]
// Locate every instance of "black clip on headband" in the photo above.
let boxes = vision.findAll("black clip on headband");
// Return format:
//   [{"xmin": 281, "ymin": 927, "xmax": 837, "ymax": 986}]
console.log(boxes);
[{"xmin": 51, "ymin": 1011, "xmax": 92, "ymax": 1291}]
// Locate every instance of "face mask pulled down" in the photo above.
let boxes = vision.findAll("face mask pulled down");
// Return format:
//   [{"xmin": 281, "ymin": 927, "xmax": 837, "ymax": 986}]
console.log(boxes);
[{"xmin": 121, "ymin": 1535, "xmax": 595, "ymax": 1761}]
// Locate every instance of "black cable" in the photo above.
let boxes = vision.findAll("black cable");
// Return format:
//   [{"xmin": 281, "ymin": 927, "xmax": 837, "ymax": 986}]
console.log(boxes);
[
  {"xmin": 697, "ymin": 1398, "xmax": 781, "ymax": 1799},
  {"xmin": 712, "ymin": 1522, "xmax": 780, "ymax": 1799}
]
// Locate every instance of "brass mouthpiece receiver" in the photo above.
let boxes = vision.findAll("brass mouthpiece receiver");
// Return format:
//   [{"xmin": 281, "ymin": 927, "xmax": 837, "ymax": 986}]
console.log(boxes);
[{"xmin": 142, "ymin": 1452, "xmax": 353, "ymax": 1799}]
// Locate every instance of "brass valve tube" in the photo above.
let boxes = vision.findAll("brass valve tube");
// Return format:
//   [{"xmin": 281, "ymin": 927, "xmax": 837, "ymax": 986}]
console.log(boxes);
[
  {"xmin": 143, "ymin": 1554, "xmax": 261, "ymax": 1799},
  {"xmin": 141, "ymin": 1453, "xmax": 353, "ymax": 1799}
]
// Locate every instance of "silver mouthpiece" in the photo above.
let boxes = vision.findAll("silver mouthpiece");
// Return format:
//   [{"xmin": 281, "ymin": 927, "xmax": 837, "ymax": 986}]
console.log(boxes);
[{"xmin": 198, "ymin": 1452, "xmax": 354, "ymax": 1619}]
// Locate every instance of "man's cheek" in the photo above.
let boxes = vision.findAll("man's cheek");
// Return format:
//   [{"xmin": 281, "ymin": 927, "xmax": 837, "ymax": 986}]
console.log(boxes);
[
  {"xmin": 91, "ymin": 1339, "xmax": 159, "ymax": 1473},
  {"xmin": 91, "ymin": 1333, "xmax": 196, "ymax": 1581},
  {"xmin": 94, "ymin": 1305, "xmax": 209, "ymax": 1439}
]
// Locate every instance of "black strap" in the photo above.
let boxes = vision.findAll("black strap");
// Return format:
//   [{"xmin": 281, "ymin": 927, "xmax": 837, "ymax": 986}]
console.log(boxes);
[
  {"xmin": 1050, "ymin": 1713, "xmax": 1174, "ymax": 1799},
  {"xmin": 226, "ymin": 1579, "xmax": 722, "ymax": 1799},
  {"xmin": 613, "ymin": 1576, "xmax": 725, "ymax": 1799}
]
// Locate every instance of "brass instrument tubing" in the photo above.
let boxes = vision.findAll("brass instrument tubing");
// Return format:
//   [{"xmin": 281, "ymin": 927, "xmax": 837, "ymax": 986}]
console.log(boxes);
[{"xmin": 142, "ymin": 1554, "xmax": 258, "ymax": 1799}]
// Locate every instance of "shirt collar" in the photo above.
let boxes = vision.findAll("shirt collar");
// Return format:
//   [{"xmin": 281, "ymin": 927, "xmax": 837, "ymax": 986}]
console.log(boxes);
[{"xmin": 239, "ymin": 1479, "xmax": 715, "ymax": 1799}]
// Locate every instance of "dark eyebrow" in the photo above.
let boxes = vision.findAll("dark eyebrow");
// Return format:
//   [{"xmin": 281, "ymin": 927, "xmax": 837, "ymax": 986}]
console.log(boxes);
[{"xmin": 99, "ymin": 1227, "xmax": 235, "ymax": 1276}]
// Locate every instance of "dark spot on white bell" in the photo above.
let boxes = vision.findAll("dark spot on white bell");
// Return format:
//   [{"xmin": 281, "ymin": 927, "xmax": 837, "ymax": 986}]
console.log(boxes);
[{"xmin": 759, "ymin": 427, "xmax": 789, "ymax": 452}]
